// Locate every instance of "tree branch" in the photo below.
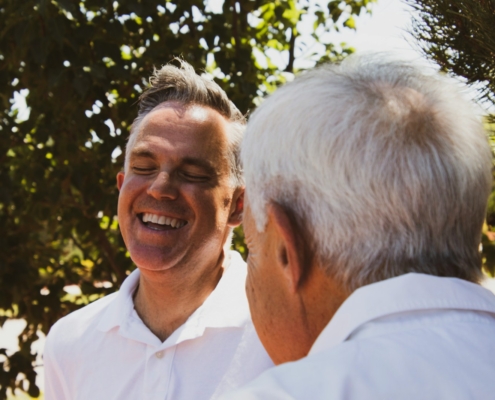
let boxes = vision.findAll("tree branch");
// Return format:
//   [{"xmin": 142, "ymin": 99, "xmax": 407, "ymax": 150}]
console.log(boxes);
[
  {"xmin": 231, "ymin": 0, "xmax": 240, "ymax": 59},
  {"xmin": 286, "ymin": 28, "xmax": 296, "ymax": 73}
]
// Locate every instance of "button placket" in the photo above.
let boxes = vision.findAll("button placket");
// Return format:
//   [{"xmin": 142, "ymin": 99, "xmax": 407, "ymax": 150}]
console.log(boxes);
[{"xmin": 143, "ymin": 346, "xmax": 177, "ymax": 400}]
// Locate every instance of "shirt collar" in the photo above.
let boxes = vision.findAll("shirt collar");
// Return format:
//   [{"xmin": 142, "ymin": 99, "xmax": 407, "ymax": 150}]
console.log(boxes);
[
  {"xmin": 96, "ymin": 251, "xmax": 250, "ymax": 334},
  {"xmin": 97, "ymin": 267, "xmax": 140, "ymax": 332},
  {"xmin": 309, "ymin": 273, "xmax": 495, "ymax": 355},
  {"xmin": 194, "ymin": 250, "xmax": 251, "ymax": 329}
]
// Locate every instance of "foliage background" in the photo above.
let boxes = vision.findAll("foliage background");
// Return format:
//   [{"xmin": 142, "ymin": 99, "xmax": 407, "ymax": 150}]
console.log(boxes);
[{"xmin": 0, "ymin": 0, "xmax": 376, "ymax": 397}]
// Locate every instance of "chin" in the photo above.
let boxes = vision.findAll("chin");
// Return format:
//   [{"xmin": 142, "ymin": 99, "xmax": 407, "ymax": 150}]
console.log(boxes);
[{"xmin": 129, "ymin": 245, "xmax": 182, "ymax": 272}]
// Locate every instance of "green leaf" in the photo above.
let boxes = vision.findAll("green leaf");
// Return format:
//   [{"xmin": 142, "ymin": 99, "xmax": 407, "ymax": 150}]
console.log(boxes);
[{"xmin": 344, "ymin": 16, "xmax": 356, "ymax": 29}]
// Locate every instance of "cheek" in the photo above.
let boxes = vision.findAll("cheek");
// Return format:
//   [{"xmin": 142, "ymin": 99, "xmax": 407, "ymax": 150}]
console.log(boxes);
[
  {"xmin": 118, "ymin": 177, "xmax": 142, "ymax": 210},
  {"xmin": 118, "ymin": 180, "xmax": 136, "ymax": 209},
  {"xmin": 244, "ymin": 234, "xmax": 273, "ymax": 312},
  {"xmin": 117, "ymin": 188, "xmax": 130, "ymax": 227},
  {"xmin": 186, "ymin": 187, "xmax": 224, "ymax": 218},
  {"xmin": 245, "ymin": 255, "xmax": 274, "ymax": 330},
  {"xmin": 245, "ymin": 257, "xmax": 264, "ymax": 320},
  {"xmin": 246, "ymin": 257, "xmax": 289, "ymax": 364},
  {"xmin": 245, "ymin": 258, "xmax": 257, "ymax": 307}
]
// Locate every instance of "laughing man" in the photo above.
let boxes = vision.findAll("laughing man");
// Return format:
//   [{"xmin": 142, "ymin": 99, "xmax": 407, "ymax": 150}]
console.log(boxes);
[{"xmin": 43, "ymin": 61, "xmax": 273, "ymax": 400}]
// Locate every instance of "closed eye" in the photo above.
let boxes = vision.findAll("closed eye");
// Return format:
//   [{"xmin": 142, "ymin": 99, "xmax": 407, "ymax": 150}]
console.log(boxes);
[
  {"xmin": 132, "ymin": 166, "xmax": 156, "ymax": 174},
  {"xmin": 178, "ymin": 171, "xmax": 209, "ymax": 182}
]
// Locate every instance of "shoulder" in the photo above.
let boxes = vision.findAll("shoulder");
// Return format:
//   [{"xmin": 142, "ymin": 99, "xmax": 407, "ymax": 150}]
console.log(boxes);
[
  {"xmin": 46, "ymin": 269, "xmax": 140, "ymax": 349},
  {"xmin": 223, "ymin": 342, "xmax": 361, "ymax": 399},
  {"xmin": 45, "ymin": 292, "xmax": 118, "ymax": 352},
  {"xmin": 226, "ymin": 321, "xmax": 495, "ymax": 399}
]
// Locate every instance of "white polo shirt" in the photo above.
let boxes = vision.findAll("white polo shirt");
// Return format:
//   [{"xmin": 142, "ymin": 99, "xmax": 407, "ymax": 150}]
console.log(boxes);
[
  {"xmin": 44, "ymin": 251, "xmax": 273, "ymax": 400},
  {"xmin": 223, "ymin": 273, "xmax": 495, "ymax": 400}
]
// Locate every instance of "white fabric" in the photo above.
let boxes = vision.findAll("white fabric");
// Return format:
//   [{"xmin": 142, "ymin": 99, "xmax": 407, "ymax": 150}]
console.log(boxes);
[
  {"xmin": 223, "ymin": 273, "xmax": 495, "ymax": 400},
  {"xmin": 44, "ymin": 251, "xmax": 273, "ymax": 400}
]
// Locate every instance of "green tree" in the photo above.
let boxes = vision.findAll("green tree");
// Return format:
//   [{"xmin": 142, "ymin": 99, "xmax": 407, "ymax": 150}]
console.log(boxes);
[
  {"xmin": 407, "ymin": 0, "xmax": 495, "ymax": 108},
  {"xmin": 406, "ymin": 0, "xmax": 495, "ymax": 275},
  {"xmin": 0, "ymin": 0, "xmax": 375, "ymax": 397}
]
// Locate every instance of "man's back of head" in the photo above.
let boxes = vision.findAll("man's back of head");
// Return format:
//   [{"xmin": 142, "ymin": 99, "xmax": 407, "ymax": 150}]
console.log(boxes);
[
  {"xmin": 243, "ymin": 54, "xmax": 492, "ymax": 292},
  {"xmin": 227, "ymin": 54, "xmax": 495, "ymax": 399}
]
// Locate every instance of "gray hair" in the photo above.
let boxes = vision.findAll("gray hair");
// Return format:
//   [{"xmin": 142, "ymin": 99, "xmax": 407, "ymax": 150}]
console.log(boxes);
[
  {"xmin": 125, "ymin": 59, "xmax": 245, "ymax": 187},
  {"xmin": 242, "ymin": 54, "xmax": 492, "ymax": 293}
]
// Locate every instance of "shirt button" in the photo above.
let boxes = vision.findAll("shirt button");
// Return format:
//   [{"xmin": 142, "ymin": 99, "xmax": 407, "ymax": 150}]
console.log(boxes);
[{"xmin": 155, "ymin": 351, "xmax": 164, "ymax": 359}]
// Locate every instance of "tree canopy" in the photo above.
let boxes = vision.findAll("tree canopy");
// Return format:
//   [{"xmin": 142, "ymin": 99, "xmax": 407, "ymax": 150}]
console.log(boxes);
[
  {"xmin": 0, "ymin": 0, "xmax": 375, "ymax": 397},
  {"xmin": 407, "ymin": 0, "xmax": 495, "ymax": 109},
  {"xmin": 407, "ymin": 0, "xmax": 495, "ymax": 276}
]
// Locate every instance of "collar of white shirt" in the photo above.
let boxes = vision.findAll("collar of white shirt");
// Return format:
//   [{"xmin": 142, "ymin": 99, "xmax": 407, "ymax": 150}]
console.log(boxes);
[
  {"xmin": 310, "ymin": 273, "xmax": 495, "ymax": 355},
  {"xmin": 95, "ymin": 250, "xmax": 250, "ymax": 349}
]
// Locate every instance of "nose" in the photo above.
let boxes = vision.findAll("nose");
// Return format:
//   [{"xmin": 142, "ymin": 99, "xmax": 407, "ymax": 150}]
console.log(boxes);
[{"xmin": 147, "ymin": 171, "xmax": 179, "ymax": 200}]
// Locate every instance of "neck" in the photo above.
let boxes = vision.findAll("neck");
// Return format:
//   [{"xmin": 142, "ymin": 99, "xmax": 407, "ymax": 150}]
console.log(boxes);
[
  {"xmin": 133, "ymin": 250, "xmax": 228, "ymax": 342},
  {"xmin": 301, "ymin": 264, "xmax": 350, "ymax": 345}
]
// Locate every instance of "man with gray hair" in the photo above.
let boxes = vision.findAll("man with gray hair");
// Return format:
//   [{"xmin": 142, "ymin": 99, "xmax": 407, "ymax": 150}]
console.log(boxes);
[
  {"xmin": 225, "ymin": 55, "xmax": 495, "ymax": 399},
  {"xmin": 43, "ymin": 60, "xmax": 272, "ymax": 400}
]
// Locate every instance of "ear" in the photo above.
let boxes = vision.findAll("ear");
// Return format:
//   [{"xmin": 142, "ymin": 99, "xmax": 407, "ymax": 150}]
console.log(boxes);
[
  {"xmin": 116, "ymin": 171, "xmax": 125, "ymax": 191},
  {"xmin": 227, "ymin": 187, "xmax": 244, "ymax": 227},
  {"xmin": 266, "ymin": 202, "xmax": 305, "ymax": 294}
]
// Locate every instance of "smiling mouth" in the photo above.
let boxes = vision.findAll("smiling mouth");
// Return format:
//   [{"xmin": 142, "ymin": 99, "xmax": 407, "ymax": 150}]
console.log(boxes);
[{"xmin": 138, "ymin": 213, "xmax": 188, "ymax": 230}]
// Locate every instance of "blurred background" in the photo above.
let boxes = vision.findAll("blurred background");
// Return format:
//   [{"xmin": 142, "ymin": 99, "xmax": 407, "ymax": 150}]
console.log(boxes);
[{"xmin": 1, "ymin": 0, "xmax": 494, "ymax": 398}]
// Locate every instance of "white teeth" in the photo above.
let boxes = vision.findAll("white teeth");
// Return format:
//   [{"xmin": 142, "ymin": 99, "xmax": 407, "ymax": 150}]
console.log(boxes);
[{"xmin": 141, "ymin": 213, "xmax": 185, "ymax": 229}]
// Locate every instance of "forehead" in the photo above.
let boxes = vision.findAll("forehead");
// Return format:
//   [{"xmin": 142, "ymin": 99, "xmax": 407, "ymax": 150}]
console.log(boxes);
[{"xmin": 131, "ymin": 102, "xmax": 230, "ymax": 160}]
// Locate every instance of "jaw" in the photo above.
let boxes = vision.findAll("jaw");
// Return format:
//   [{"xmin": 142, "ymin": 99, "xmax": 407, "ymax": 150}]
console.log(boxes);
[
  {"xmin": 247, "ymin": 276, "xmax": 317, "ymax": 365},
  {"xmin": 124, "ymin": 215, "xmax": 221, "ymax": 272},
  {"xmin": 254, "ymin": 311, "xmax": 315, "ymax": 365},
  {"xmin": 127, "ymin": 240, "xmax": 189, "ymax": 272},
  {"xmin": 119, "ymin": 199, "xmax": 233, "ymax": 276}
]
